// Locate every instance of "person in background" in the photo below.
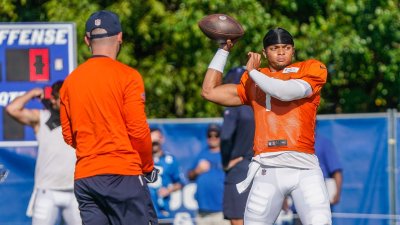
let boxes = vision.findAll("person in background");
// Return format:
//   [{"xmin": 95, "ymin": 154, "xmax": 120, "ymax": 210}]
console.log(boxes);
[
  {"xmin": 275, "ymin": 198, "xmax": 294, "ymax": 225},
  {"xmin": 149, "ymin": 127, "xmax": 185, "ymax": 224},
  {"xmin": 220, "ymin": 67, "xmax": 255, "ymax": 225},
  {"xmin": 6, "ymin": 81, "xmax": 81, "ymax": 225},
  {"xmin": 315, "ymin": 133, "xmax": 343, "ymax": 206},
  {"xmin": 59, "ymin": 10, "xmax": 157, "ymax": 225},
  {"xmin": 188, "ymin": 124, "xmax": 230, "ymax": 225}
]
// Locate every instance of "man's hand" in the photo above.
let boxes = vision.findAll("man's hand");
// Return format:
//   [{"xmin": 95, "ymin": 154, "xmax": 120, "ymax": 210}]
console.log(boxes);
[
  {"xmin": 195, "ymin": 159, "xmax": 211, "ymax": 174},
  {"xmin": 219, "ymin": 39, "xmax": 234, "ymax": 52},
  {"xmin": 188, "ymin": 159, "xmax": 210, "ymax": 181},
  {"xmin": 144, "ymin": 167, "xmax": 160, "ymax": 183},
  {"xmin": 158, "ymin": 187, "xmax": 171, "ymax": 198},
  {"xmin": 29, "ymin": 88, "xmax": 44, "ymax": 99},
  {"xmin": 224, "ymin": 156, "xmax": 243, "ymax": 171},
  {"xmin": 246, "ymin": 52, "xmax": 261, "ymax": 72},
  {"xmin": 331, "ymin": 193, "xmax": 340, "ymax": 205}
]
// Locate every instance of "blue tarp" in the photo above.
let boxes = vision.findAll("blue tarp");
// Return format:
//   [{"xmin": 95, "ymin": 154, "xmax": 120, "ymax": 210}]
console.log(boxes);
[
  {"xmin": 317, "ymin": 117, "xmax": 390, "ymax": 225},
  {"xmin": 0, "ymin": 114, "xmax": 398, "ymax": 225},
  {"xmin": 0, "ymin": 146, "xmax": 36, "ymax": 225}
]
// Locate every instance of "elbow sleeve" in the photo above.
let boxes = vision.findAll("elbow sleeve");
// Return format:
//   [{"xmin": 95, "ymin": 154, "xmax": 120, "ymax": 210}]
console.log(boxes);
[{"xmin": 249, "ymin": 70, "xmax": 312, "ymax": 101}]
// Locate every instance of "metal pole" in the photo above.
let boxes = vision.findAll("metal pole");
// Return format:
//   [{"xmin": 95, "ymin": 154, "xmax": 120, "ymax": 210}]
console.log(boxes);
[{"xmin": 388, "ymin": 108, "xmax": 397, "ymax": 225}]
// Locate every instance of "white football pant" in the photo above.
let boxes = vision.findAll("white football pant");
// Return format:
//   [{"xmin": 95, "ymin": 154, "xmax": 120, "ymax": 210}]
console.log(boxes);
[
  {"xmin": 244, "ymin": 167, "xmax": 331, "ymax": 225},
  {"xmin": 32, "ymin": 189, "xmax": 81, "ymax": 225}
]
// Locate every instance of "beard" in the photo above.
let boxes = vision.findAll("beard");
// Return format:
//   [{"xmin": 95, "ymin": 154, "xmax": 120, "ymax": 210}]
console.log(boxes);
[{"xmin": 272, "ymin": 61, "xmax": 291, "ymax": 71}]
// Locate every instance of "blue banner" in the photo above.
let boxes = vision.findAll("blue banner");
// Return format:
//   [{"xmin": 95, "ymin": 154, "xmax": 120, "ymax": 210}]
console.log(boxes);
[
  {"xmin": 317, "ymin": 116, "xmax": 390, "ymax": 225},
  {"xmin": 0, "ymin": 145, "xmax": 36, "ymax": 225},
  {"xmin": 0, "ymin": 114, "xmax": 399, "ymax": 225}
]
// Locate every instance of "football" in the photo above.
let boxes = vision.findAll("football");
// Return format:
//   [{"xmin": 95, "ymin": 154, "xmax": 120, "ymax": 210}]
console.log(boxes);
[{"xmin": 198, "ymin": 14, "xmax": 244, "ymax": 43}]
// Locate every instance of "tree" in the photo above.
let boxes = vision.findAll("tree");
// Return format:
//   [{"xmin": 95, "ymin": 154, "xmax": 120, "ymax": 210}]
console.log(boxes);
[{"xmin": 1, "ymin": 0, "xmax": 399, "ymax": 117}]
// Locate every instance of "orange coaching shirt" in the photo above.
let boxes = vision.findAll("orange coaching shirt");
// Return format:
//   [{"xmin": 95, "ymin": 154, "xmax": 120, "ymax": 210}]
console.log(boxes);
[
  {"xmin": 237, "ymin": 59, "xmax": 327, "ymax": 156},
  {"xmin": 60, "ymin": 57, "xmax": 153, "ymax": 179}
]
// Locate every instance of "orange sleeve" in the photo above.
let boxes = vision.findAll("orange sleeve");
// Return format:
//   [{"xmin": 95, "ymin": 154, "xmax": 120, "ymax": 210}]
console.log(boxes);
[
  {"xmin": 296, "ymin": 59, "xmax": 327, "ymax": 94},
  {"xmin": 60, "ymin": 84, "xmax": 75, "ymax": 148},
  {"xmin": 123, "ymin": 71, "xmax": 153, "ymax": 173},
  {"xmin": 236, "ymin": 71, "xmax": 251, "ymax": 105}
]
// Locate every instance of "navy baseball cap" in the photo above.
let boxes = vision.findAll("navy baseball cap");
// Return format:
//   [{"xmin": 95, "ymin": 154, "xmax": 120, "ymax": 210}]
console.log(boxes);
[
  {"xmin": 207, "ymin": 123, "xmax": 221, "ymax": 135},
  {"xmin": 263, "ymin": 27, "xmax": 294, "ymax": 48},
  {"xmin": 223, "ymin": 66, "xmax": 246, "ymax": 84},
  {"xmin": 85, "ymin": 10, "xmax": 122, "ymax": 39}
]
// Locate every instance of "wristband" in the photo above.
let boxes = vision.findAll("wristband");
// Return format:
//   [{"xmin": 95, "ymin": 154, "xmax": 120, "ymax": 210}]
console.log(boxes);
[{"xmin": 208, "ymin": 48, "xmax": 229, "ymax": 73}]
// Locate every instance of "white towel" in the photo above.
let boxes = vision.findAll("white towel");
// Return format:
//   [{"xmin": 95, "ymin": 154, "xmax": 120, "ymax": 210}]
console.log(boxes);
[
  {"xmin": 236, "ymin": 155, "xmax": 261, "ymax": 194},
  {"xmin": 26, "ymin": 188, "xmax": 37, "ymax": 217}
]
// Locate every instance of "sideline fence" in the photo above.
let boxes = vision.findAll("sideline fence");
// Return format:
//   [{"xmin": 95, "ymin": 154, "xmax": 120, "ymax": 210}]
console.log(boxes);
[{"xmin": 0, "ymin": 111, "xmax": 399, "ymax": 225}]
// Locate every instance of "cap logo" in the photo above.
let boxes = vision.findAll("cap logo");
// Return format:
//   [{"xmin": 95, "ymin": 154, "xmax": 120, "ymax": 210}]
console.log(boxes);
[{"xmin": 94, "ymin": 19, "xmax": 101, "ymax": 26}]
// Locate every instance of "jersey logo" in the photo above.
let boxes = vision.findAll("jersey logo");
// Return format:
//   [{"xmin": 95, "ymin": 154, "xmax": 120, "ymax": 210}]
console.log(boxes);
[
  {"xmin": 0, "ymin": 166, "xmax": 9, "ymax": 183},
  {"xmin": 261, "ymin": 169, "xmax": 267, "ymax": 176},
  {"xmin": 165, "ymin": 155, "xmax": 173, "ymax": 164},
  {"xmin": 267, "ymin": 139, "xmax": 287, "ymax": 147},
  {"xmin": 282, "ymin": 67, "xmax": 299, "ymax": 74}
]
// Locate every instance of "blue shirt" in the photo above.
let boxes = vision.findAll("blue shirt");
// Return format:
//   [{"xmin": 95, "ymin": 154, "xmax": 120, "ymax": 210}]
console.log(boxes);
[
  {"xmin": 191, "ymin": 150, "xmax": 225, "ymax": 212},
  {"xmin": 220, "ymin": 105, "xmax": 255, "ymax": 183},
  {"xmin": 148, "ymin": 153, "xmax": 185, "ymax": 218},
  {"xmin": 315, "ymin": 136, "xmax": 342, "ymax": 178}
]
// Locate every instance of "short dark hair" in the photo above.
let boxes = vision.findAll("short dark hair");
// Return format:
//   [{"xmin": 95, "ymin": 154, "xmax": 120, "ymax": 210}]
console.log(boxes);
[
  {"xmin": 263, "ymin": 27, "xmax": 294, "ymax": 48},
  {"xmin": 51, "ymin": 80, "xmax": 63, "ymax": 99},
  {"xmin": 150, "ymin": 127, "xmax": 162, "ymax": 133}
]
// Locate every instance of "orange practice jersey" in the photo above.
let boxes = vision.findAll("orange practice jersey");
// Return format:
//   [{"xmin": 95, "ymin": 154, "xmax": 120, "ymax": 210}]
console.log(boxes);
[
  {"xmin": 60, "ymin": 57, "xmax": 153, "ymax": 179},
  {"xmin": 237, "ymin": 59, "xmax": 327, "ymax": 155}
]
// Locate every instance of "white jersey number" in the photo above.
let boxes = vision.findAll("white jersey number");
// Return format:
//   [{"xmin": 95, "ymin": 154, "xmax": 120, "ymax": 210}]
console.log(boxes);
[{"xmin": 266, "ymin": 94, "xmax": 271, "ymax": 111}]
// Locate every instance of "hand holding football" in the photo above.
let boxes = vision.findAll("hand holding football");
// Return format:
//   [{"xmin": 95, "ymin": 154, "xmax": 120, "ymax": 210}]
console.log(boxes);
[{"xmin": 198, "ymin": 14, "xmax": 244, "ymax": 43}]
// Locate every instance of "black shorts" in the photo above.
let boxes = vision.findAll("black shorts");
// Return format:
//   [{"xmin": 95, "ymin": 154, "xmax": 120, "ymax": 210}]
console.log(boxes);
[
  {"xmin": 75, "ymin": 175, "xmax": 158, "ymax": 225},
  {"xmin": 223, "ymin": 182, "xmax": 250, "ymax": 220}
]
